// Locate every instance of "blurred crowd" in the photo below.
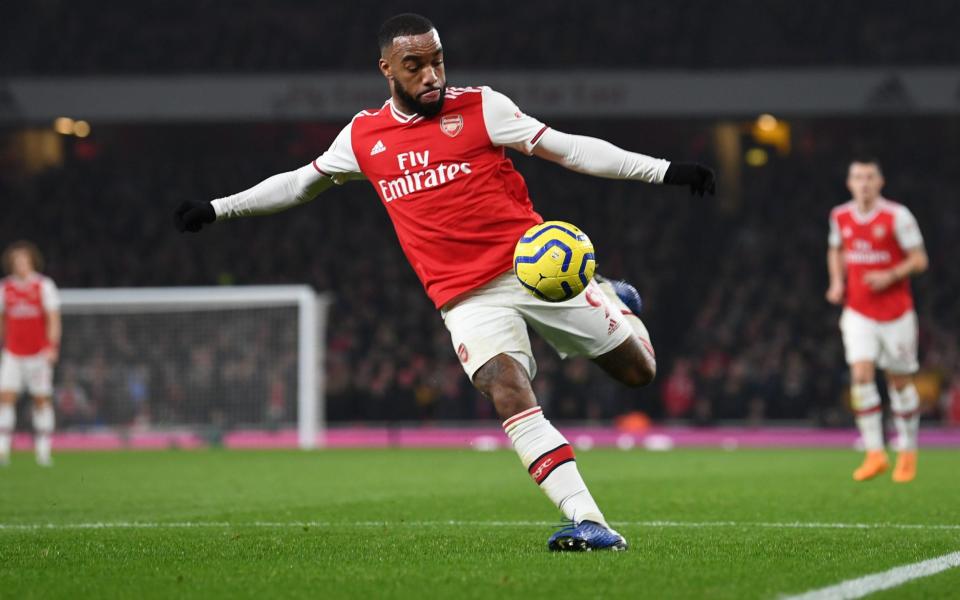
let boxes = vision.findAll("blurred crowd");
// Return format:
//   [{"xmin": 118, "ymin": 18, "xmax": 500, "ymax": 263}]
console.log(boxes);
[
  {"xmin": 53, "ymin": 309, "xmax": 298, "ymax": 429},
  {"xmin": 2, "ymin": 0, "xmax": 958, "ymax": 75},
  {"xmin": 1, "ymin": 115, "xmax": 958, "ymax": 428}
]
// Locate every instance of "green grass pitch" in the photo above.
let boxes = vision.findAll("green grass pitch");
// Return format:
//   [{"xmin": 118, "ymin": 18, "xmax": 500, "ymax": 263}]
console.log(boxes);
[{"xmin": 1, "ymin": 448, "xmax": 959, "ymax": 599}]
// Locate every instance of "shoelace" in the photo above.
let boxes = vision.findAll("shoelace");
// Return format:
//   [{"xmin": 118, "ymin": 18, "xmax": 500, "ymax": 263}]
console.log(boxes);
[{"xmin": 551, "ymin": 519, "xmax": 578, "ymax": 536}]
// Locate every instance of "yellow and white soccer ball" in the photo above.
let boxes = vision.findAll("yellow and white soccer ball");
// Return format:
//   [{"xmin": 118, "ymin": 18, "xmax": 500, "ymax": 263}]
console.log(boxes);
[{"xmin": 513, "ymin": 220, "xmax": 596, "ymax": 302}]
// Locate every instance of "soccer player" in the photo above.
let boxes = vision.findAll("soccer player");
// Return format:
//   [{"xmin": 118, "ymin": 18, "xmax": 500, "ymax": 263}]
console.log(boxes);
[
  {"xmin": 175, "ymin": 13, "xmax": 715, "ymax": 550},
  {"xmin": 0, "ymin": 241, "xmax": 61, "ymax": 466},
  {"xmin": 826, "ymin": 159, "xmax": 928, "ymax": 483}
]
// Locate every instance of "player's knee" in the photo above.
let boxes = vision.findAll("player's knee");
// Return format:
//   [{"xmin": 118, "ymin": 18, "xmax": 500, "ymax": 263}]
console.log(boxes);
[
  {"xmin": 472, "ymin": 355, "xmax": 537, "ymax": 420},
  {"xmin": 850, "ymin": 362, "xmax": 875, "ymax": 385},
  {"xmin": 887, "ymin": 374, "xmax": 911, "ymax": 391}
]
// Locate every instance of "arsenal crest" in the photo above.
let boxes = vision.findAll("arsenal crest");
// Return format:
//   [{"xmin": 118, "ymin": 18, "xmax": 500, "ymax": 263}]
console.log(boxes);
[
  {"xmin": 873, "ymin": 225, "xmax": 886, "ymax": 239},
  {"xmin": 440, "ymin": 114, "xmax": 463, "ymax": 137}
]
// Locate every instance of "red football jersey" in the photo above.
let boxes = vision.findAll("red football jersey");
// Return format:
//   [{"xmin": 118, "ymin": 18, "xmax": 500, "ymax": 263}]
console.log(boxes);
[
  {"xmin": 829, "ymin": 199, "xmax": 923, "ymax": 321},
  {"xmin": 313, "ymin": 86, "xmax": 548, "ymax": 308},
  {"xmin": 1, "ymin": 274, "xmax": 59, "ymax": 356}
]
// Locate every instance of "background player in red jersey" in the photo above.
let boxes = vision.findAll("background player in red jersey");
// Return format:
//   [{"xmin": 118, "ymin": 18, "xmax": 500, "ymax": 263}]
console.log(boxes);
[
  {"xmin": 826, "ymin": 159, "xmax": 928, "ymax": 483},
  {"xmin": 175, "ymin": 13, "xmax": 714, "ymax": 550},
  {"xmin": 0, "ymin": 241, "xmax": 61, "ymax": 466}
]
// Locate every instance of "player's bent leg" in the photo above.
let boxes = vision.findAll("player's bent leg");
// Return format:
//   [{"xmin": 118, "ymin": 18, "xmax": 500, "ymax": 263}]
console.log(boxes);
[
  {"xmin": 31, "ymin": 396, "xmax": 54, "ymax": 467},
  {"xmin": 473, "ymin": 353, "xmax": 537, "ymax": 420},
  {"xmin": 592, "ymin": 336, "xmax": 656, "ymax": 388},
  {"xmin": 849, "ymin": 361, "xmax": 887, "ymax": 481},
  {"xmin": 887, "ymin": 374, "xmax": 919, "ymax": 483},
  {"xmin": 592, "ymin": 277, "xmax": 656, "ymax": 387},
  {"xmin": 0, "ymin": 392, "xmax": 16, "ymax": 466},
  {"xmin": 474, "ymin": 354, "xmax": 626, "ymax": 551}
]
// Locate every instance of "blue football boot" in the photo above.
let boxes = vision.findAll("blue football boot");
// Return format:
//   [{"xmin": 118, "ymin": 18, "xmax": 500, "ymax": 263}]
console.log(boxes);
[
  {"xmin": 594, "ymin": 275, "xmax": 643, "ymax": 315},
  {"xmin": 547, "ymin": 520, "xmax": 628, "ymax": 552}
]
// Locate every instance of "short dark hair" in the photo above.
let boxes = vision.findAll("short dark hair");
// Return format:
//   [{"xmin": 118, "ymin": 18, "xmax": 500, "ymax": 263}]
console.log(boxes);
[
  {"xmin": 849, "ymin": 156, "xmax": 883, "ymax": 175},
  {"xmin": 2, "ymin": 240, "xmax": 44, "ymax": 274},
  {"xmin": 378, "ymin": 13, "xmax": 435, "ymax": 52}
]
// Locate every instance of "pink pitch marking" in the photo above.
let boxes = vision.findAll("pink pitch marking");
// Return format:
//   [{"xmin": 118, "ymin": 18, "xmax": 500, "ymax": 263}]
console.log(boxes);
[{"xmin": 9, "ymin": 426, "xmax": 960, "ymax": 451}]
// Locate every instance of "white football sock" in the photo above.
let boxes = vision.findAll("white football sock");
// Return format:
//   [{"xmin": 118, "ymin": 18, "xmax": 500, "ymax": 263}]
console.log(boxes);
[
  {"xmin": 0, "ymin": 403, "xmax": 14, "ymax": 459},
  {"xmin": 32, "ymin": 404, "xmax": 54, "ymax": 464},
  {"xmin": 889, "ymin": 384, "xmax": 920, "ymax": 451},
  {"xmin": 503, "ymin": 406, "xmax": 607, "ymax": 527},
  {"xmin": 851, "ymin": 382, "xmax": 883, "ymax": 451}
]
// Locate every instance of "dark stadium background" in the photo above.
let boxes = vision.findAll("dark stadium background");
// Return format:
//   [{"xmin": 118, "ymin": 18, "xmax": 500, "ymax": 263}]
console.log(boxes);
[{"xmin": 2, "ymin": 0, "xmax": 958, "ymax": 431}]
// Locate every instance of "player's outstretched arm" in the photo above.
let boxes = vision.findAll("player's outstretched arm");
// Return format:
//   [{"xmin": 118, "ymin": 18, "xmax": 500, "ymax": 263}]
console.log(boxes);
[
  {"xmin": 532, "ymin": 129, "xmax": 716, "ymax": 196},
  {"xmin": 174, "ymin": 165, "xmax": 336, "ymax": 233}
]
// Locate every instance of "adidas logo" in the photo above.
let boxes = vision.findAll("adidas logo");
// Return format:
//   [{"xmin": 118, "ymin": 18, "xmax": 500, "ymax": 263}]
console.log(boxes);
[{"xmin": 370, "ymin": 140, "xmax": 386, "ymax": 156}]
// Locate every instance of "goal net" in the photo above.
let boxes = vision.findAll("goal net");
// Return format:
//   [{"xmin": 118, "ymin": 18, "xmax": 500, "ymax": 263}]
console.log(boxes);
[{"xmin": 56, "ymin": 286, "xmax": 328, "ymax": 449}]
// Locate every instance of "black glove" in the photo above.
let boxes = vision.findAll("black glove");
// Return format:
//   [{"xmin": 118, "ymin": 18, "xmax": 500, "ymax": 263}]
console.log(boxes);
[
  {"xmin": 174, "ymin": 201, "xmax": 216, "ymax": 233},
  {"xmin": 663, "ymin": 162, "xmax": 716, "ymax": 197}
]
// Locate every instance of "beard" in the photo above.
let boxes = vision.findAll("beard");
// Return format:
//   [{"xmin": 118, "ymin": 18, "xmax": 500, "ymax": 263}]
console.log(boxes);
[{"xmin": 394, "ymin": 81, "xmax": 446, "ymax": 118}]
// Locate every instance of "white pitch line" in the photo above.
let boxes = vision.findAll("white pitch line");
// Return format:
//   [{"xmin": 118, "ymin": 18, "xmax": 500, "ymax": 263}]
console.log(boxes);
[
  {"xmin": 780, "ymin": 551, "xmax": 960, "ymax": 600},
  {"xmin": 1, "ymin": 520, "xmax": 959, "ymax": 531}
]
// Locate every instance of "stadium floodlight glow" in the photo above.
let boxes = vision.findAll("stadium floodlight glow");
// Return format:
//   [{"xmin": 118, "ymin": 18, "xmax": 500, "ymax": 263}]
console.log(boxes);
[
  {"xmin": 756, "ymin": 114, "xmax": 778, "ymax": 132},
  {"xmin": 751, "ymin": 115, "xmax": 791, "ymax": 156},
  {"xmin": 745, "ymin": 147, "xmax": 768, "ymax": 167},
  {"xmin": 53, "ymin": 117, "xmax": 75, "ymax": 135},
  {"xmin": 73, "ymin": 120, "xmax": 91, "ymax": 138}
]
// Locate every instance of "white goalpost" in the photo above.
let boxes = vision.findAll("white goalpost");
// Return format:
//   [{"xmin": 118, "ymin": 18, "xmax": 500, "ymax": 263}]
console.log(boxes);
[{"xmin": 57, "ymin": 286, "xmax": 330, "ymax": 449}]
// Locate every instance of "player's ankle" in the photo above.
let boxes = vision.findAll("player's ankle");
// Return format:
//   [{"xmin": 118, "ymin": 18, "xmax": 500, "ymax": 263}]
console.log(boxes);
[{"xmin": 576, "ymin": 512, "xmax": 609, "ymax": 529}]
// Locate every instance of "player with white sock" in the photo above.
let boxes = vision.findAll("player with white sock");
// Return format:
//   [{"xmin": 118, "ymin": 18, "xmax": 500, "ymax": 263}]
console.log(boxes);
[
  {"xmin": 826, "ymin": 158, "xmax": 928, "ymax": 483},
  {"xmin": 0, "ymin": 241, "xmax": 61, "ymax": 467},
  {"xmin": 174, "ymin": 13, "xmax": 714, "ymax": 550}
]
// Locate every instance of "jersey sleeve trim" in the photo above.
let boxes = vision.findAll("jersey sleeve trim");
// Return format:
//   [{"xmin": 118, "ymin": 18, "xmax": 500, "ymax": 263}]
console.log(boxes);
[
  {"xmin": 530, "ymin": 126, "xmax": 549, "ymax": 147},
  {"xmin": 311, "ymin": 160, "xmax": 331, "ymax": 178},
  {"xmin": 480, "ymin": 86, "xmax": 549, "ymax": 155}
]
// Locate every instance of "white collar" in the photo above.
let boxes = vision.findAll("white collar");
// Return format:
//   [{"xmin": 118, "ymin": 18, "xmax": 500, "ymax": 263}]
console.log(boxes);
[
  {"xmin": 850, "ymin": 197, "xmax": 885, "ymax": 224},
  {"xmin": 6, "ymin": 273, "xmax": 39, "ymax": 286}
]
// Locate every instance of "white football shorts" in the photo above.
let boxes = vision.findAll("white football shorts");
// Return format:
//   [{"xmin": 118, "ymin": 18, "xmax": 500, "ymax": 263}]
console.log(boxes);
[
  {"xmin": 0, "ymin": 350, "xmax": 54, "ymax": 397},
  {"xmin": 839, "ymin": 308, "xmax": 919, "ymax": 374},
  {"xmin": 440, "ymin": 271, "xmax": 634, "ymax": 380}
]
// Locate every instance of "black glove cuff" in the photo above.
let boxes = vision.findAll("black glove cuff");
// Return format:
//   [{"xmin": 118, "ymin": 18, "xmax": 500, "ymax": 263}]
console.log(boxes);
[
  {"xmin": 198, "ymin": 202, "xmax": 216, "ymax": 223},
  {"xmin": 663, "ymin": 163, "xmax": 695, "ymax": 185}
]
